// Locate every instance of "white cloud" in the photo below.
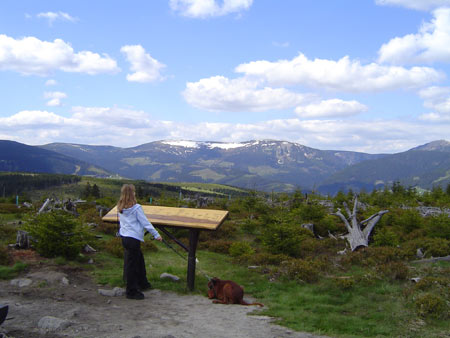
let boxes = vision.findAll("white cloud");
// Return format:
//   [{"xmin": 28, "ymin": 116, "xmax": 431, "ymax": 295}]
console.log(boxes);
[
  {"xmin": 0, "ymin": 106, "xmax": 448, "ymax": 153},
  {"xmin": 295, "ymin": 99, "xmax": 368, "ymax": 118},
  {"xmin": 37, "ymin": 11, "xmax": 78, "ymax": 25},
  {"xmin": 418, "ymin": 86, "xmax": 450, "ymax": 121},
  {"xmin": 45, "ymin": 79, "xmax": 58, "ymax": 86},
  {"xmin": 183, "ymin": 76, "xmax": 312, "ymax": 112},
  {"xmin": 120, "ymin": 45, "xmax": 166, "ymax": 83},
  {"xmin": 169, "ymin": 0, "xmax": 253, "ymax": 18},
  {"xmin": 375, "ymin": 0, "xmax": 450, "ymax": 11},
  {"xmin": 44, "ymin": 91, "xmax": 67, "ymax": 106},
  {"xmin": 235, "ymin": 53, "xmax": 443, "ymax": 92},
  {"xmin": 378, "ymin": 8, "xmax": 450, "ymax": 64},
  {"xmin": 0, "ymin": 34, "xmax": 119, "ymax": 76}
]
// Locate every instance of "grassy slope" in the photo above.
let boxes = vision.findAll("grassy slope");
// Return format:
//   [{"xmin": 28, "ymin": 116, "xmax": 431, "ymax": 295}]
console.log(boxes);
[{"xmin": 92, "ymin": 240, "xmax": 449, "ymax": 338}]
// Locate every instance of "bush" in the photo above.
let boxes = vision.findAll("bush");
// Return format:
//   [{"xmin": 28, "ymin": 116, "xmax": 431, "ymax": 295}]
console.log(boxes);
[
  {"xmin": 373, "ymin": 227, "xmax": 399, "ymax": 247},
  {"xmin": 376, "ymin": 261, "xmax": 409, "ymax": 281},
  {"xmin": 0, "ymin": 223, "xmax": 17, "ymax": 244},
  {"xmin": 0, "ymin": 203, "xmax": 27, "ymax": 214},
  {"xmin": 261, "ymin": 222, "xmax": 314, "ymax": 257},
  {"xmin": 142, "ymin": 240, "xmax": 158, "ymax": 253},
  {"xmin": 103, "ymin": 237, "xmax": 124, "ymax": 258},
  {"xmin": 229, "ymin": 241, "xmax": 255, "ymax": 258},
  {"xmin": 414, "ymin": 293, "xmax": 448, "ymax": 318},
  {"xmin": 314, "ymin": 215, "xmax": 342, "ymax": 237},
  {"xmin": 247, "ymin": 252, "xmax": 290, "ymax": 266},
  {"xmin": 425, "ymin": 214, "xmax": 450, "ymax": 240},
  {"xmin": 334, "ymin": 277, "xmax": 355, "ymax": 290},
  {"xmin": 341, "ymin": 246, "xmax": 407, "ymax": 267},
  {"xmin": 203, "ymin": 240, "xmax": 233, "ymax": 254},
  {"xmin": 414, "ymin": 277, "xmax": 450, "ymax": 294},
  {"xmin": 97, "ymin": 221, "xmax": 118, "ymax": 236},
  {"xmin": 403, "ymin": 238, "xmax": 450, "ymax": 258},
  {"xmin": 0, "ymin": 245, "xmax": 10, "ymax": 265},
  {"xmin": 23, "ymin": 211, "xmax": 93, "ymax": 260},
  {"xmin": 282, "ymin": 258, "xmax": 321, "ymax": 283}
]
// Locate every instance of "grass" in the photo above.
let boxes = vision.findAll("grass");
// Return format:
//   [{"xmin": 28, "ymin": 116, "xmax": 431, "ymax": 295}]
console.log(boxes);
[
  {"xmin": 0, "ymin": 262, "xmax": 28, "ymax": 279},
  {"xmin": 88, "ymin": 239, "xmax": 450, "ymax": 338}
]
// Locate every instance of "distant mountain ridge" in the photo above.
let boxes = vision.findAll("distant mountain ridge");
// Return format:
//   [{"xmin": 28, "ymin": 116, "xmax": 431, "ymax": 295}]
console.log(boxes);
[
  {"xmin": 41, "ymin": 139, "xmax": 384, "ymax": 192},
  {"xmin": 1, "ymin": 139, "xmax": 448, "ymax": 193},
  {"xmin": 0, "ymin": 140, "xmax": 111, "ymax": 177}
]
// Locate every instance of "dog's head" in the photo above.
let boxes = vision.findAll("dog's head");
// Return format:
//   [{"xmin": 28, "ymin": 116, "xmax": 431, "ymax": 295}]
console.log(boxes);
[{"xmin": 207, "ymin": 277, "xmax": 220, "ymax": 299}]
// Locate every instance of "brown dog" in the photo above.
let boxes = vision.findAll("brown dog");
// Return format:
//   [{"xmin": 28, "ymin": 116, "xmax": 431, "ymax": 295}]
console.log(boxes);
[{"xmin": 207, "ymin": 277, "xmax": 264, "ymax": 307}]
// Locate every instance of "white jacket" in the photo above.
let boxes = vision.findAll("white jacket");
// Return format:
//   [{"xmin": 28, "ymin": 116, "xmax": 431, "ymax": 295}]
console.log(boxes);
[{"xmin": 119, "ymin": 204, "xmax": 161, "ymax": 242}]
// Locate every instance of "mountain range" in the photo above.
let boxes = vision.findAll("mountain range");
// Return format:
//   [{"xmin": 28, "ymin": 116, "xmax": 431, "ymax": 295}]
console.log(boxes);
[{"xmin": 1, "ymin": 139, "xmax": 449, "ymax": 193}]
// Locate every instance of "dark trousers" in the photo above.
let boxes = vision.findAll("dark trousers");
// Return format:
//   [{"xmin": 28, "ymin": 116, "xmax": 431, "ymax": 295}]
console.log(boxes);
[{"xmin": 121, "ymin": 236, "xmax": 149, "ymax": 294}]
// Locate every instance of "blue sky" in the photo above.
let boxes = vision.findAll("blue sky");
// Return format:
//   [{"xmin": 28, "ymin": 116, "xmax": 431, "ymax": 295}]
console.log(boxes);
[{"xmin": 0, "ymin": 0, "xmax": 449, "ymax": 153}]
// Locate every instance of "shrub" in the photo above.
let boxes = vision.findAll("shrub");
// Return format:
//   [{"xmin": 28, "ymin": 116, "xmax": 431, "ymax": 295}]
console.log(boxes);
[
  {"xmin": 425, "ymin": 214, "xmax": 450, "ymax": 239},
  {"xmin": 204, "ymin": 240, "xmax": 233, "ymax": 254},
  {"xmin": 261, "ymin": 222, "xmax": 314, "ymax": 257},
  {"xmin": 414, "ymin": 293, "xmax": 448, "ymax": 318},
  {"xmin": 247, "ymin": 252, "xmax": 290, "ymax": 266},
  {"xmin": 341, "ymin": 246, "xmax": 407, "ymax": 267},
  {"xmin": 414, "ymin": 277, "xmax": 450, "ymax": 294},
  {"xmin": 373, "ymin": 227, "xmax": 399, "ymax": 247},
  {"xmin": 393, "ymin": 209, "xmax": 424, "ymax": 233},
  {"xmin": 23, "ymin": 211, "xmax": 93, "ymax": 260},
  {"xmin": 334, "ymin": 277, "xmax": 355, "ymax": 290},
  {"xmin": 376, "ymin": 261, "xmax": 409, "ymax": 281},
  {"xmin": 142, "ymin": 240, "xmax": 158, "ymax": 253},
  {"xmin": 229, "ymin": 241, "xmax": 255, "ymax": 258},
  {"xmin": 0, "ymin": 223, "xmax": 17, "ymax": 244},
  {"xmin": 403, "ymin": 238, "xmax": 450, "ymax": 258},
  {"xmin": 0, "ymin": 245, "xmax": 10, "ymax": 265},
  {"xmin": 240, "ymin": 218, "xmax": 260, "ymax": 234},
  {"xmin": 103, "ymin": 237, "xmax": 124, "ymax": 258},
  {"xmin": 314, "ymin": 215, "xmax": 342, "ymax": 237},
  {"xmin": 0, "ymin": 203, "xmax": 27, "ymax": 214},
  {"xmin": 97, "ymin": 221, "xmax": 118, "ymax": 236},
  {"xmin": 282, "ymin": 258, "xmax": 321, "ymax": 283}
]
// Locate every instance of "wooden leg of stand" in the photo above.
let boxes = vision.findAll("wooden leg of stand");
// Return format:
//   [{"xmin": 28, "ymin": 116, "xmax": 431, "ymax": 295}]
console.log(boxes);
[{"xmin": 187, "ymin": 229, "xmax": 200, "ymax": 291}]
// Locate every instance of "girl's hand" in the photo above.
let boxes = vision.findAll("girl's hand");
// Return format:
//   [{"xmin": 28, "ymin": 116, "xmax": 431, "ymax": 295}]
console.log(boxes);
[{"xmin": 156, "ymin": 237, "xmax": 163, "ymax": 242}]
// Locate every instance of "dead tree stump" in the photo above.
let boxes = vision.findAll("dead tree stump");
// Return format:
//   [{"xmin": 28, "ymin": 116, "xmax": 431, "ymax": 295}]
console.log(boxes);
[{"xmin": 332, "ymin": 197, "xmax": 388, "ymax": 251}]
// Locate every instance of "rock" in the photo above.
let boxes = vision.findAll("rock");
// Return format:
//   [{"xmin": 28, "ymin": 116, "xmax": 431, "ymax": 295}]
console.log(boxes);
[
  {"xmin": 10, "ymin": 278, "xmax": 32, "ymax": 288},
  {"xmin": 301, "ymin": 223, "xmax": 314, "ymax": 232},
  {"xmin": 248, "ymin": 266, "xmax": 260, "ymax": 269},
  {"xmin": 416, "ymin": 248, "xmax": 425, "ymax": 259},
  {"xmin": 83, "ymin": 244, "xmax": 97, "ymax": 253},
  {"xmin": 88, "ymin": 258, "xmax": 94, "ymax": 264},
  {"xmin": 38, "ymin": 316, "xmax": 71, "ymax": 331},
  {"xmin": 337, "ymin": 248, "xmax": 347, "ymax": 255},
  {"xmin": 98, "ymin": 287, "xmax": 125, "ymax": 297},
  {"xmin": 411, "ymin": 277, "xmax": 422, "ymax": 283},
  {"xmin": 160, "ymin": 273, "xmax": 180, "ymax": 282},
  {"xmin": 61, "ymin": 277, "xmax": 70, "ymax": 285}
]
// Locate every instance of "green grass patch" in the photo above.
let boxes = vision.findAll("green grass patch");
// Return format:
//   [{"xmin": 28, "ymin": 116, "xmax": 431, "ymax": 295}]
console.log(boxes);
[{"xmin": 0, "ymin": 262, "xmax": 28, "ymax": 279}]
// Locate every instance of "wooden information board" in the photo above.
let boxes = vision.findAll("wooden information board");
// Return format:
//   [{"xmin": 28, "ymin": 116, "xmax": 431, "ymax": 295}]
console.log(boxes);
[
  {"xmin": 102, "ymin": 205, "xmax": 228, "ymax": 290},
  {"xmin": 102, "ymin": 205, "xmax": 228, "ymax": 230}
]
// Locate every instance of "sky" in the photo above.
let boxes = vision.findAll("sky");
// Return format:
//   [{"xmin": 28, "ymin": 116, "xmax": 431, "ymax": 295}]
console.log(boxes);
[{"xmin": 0, "ymin": 0, "xmax": 450, "ymax": 154}]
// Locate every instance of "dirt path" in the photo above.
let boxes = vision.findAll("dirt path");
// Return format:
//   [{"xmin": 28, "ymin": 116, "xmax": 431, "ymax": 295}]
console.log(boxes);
[{"xmin": 0, "ymin": 265, "xmax": 328, "ymax": 338}]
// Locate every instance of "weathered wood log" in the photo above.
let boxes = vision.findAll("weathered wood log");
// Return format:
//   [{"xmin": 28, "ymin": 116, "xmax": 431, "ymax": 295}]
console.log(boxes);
[
  {"xmin": 332, "ymin": 197, "xmax": 389, "ymax": 251},
  {"xmin": 411, "ymin": 255, "xmax": 450, "ymax": 264},
  {"xmin": 16, "ymin": 230, "xmax": 30, "ymax": 249}
]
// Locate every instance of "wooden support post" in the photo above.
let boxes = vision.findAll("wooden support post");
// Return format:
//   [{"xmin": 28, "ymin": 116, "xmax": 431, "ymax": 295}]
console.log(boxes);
[{"xmin": 187, "ymin": 229, "xmax": 200, "ymax": 291}]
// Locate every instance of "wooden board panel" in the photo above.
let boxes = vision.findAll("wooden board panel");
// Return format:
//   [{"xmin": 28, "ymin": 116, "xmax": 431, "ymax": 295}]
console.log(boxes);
[{"xmin": 102, "ymin": 205, "xmax": 228, "ymax": 230}]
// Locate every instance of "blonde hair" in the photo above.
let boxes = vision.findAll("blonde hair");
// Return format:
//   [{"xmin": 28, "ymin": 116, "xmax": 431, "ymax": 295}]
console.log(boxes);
[{"xmin": 117, "ymin": 184, "xmax": 137, "ymax": 213}]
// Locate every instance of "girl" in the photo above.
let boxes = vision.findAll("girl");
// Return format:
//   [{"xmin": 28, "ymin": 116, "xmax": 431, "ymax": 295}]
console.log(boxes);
[{"xmin": 117, "ymin": 184, "xmax": 162, "ymax": 300}]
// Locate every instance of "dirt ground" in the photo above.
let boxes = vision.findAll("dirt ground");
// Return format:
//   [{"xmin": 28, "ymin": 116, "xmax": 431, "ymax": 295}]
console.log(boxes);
[{"xmin": 0, "ymin": 263, "xmax": 328, "ymax": 338}]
